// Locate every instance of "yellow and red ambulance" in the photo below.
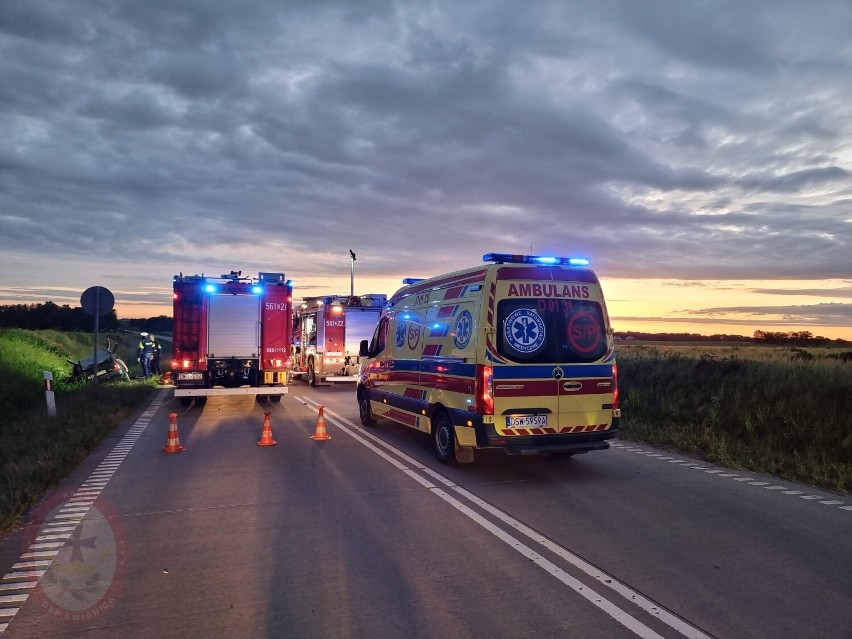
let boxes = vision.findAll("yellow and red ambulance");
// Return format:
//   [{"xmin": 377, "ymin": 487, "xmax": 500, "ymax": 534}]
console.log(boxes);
[{"xmin": 356, "ymin": 253, "xmax": 620, "ymax": 463}]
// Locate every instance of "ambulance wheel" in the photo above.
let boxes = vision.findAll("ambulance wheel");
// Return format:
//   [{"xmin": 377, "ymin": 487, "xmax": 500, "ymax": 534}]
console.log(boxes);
[
  {"xmin": 307, "ymin": 362, "xmax": 317, "ymax": 387},
  {"xmin": 358, "ymin": 391, "xmax": 376, "ymax": 426},
  {"xmin": 432, "ymin": 411, "xmax": 455, "ymax": 464},
  {"xmin": 270, "ymin": 395, "xmax": 282, "ymax": 403}
]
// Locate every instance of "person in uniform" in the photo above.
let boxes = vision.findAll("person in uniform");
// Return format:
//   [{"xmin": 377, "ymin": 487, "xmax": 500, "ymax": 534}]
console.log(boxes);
[
  {"xmin": 150, "ymin": 335, "xmax": 162, "ymax": 375},
  {"xmin": 137, "ymin": 333, "xmax": 156, "ymax": 378}
]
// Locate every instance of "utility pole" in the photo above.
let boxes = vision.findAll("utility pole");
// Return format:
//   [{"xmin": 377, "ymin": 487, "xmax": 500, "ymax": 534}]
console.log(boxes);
[{"xmin": 349, "ymin": 249, "xmax": 356, "ymax": 297}]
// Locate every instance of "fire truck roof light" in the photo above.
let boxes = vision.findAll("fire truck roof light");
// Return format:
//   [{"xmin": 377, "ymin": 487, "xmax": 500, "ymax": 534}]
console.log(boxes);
[
  {"xmin": 205, "ymin": 284, "xmax": 216, "ymax": 293},
  {"xmin": 403, "ymin": 278, "xmax": 424, "ymax": 285},
  {"xmin": 252, "ymin": 285, "xmax": 263, "ymax": 294},
  {"xmin": 482, "ymin": 253, "xmax": 590, "ymax": 267}
]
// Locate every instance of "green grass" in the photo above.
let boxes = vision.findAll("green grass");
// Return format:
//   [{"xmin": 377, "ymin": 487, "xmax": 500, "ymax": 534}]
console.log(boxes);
[
  {"xmin": 0, "ymin": 329, "xmax": 158, "ymax": 533},
  {"xmin": 617, "ymin": 343, "xmax": 852, "ymax": 492}
]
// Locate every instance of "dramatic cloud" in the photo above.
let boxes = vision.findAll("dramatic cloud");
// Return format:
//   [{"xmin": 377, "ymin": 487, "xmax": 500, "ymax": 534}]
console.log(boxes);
[{"xmin": 1, "ymin": 0, "xmax": 850, "ymax": 335}]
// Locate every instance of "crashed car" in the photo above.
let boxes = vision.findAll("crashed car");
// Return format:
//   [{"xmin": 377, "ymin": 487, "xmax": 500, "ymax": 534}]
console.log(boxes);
[{"xmin": 67, "ymin": 348, "xmax": 131, "ymax": 383}]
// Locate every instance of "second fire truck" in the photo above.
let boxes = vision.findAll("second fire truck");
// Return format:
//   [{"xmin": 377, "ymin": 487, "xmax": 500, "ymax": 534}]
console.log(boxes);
[{"xmin": 291, "ymin": 294, "xmax": 387, "ymax": 385}]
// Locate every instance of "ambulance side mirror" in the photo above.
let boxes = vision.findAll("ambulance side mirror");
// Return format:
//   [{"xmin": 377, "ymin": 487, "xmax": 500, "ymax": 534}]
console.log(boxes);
[{"xmin": 359, "ymin": 340, "xmax": 370, "ymax": 357}]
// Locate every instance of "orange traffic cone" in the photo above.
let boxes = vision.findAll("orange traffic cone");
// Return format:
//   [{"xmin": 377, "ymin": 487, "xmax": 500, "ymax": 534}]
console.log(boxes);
[
  {"xmin": 163, "ymin": 413, "xmax": 186, "ymax": 453},
  {"xmin": 257, "ymin": 412, "xmax": 278, "ymax": 446},
  {"xmin": 311, "ymin": 405, "xmax": 331, "ymax": 441}
]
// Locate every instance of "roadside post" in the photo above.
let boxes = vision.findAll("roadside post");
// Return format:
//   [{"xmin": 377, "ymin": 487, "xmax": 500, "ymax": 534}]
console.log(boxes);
[
  {"xmin": 44, "ymin": 370, "xmax": 56, "ymax": 417},
  {"xmin": 80, "ymin": 286, "xmax": 115, "ymax": 384}
]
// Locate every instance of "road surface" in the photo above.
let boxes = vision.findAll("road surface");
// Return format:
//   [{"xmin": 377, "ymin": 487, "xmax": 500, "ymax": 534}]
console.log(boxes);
[{"xmin": 1, "ymin": 384, "xmax": 849, "ymax": 638}]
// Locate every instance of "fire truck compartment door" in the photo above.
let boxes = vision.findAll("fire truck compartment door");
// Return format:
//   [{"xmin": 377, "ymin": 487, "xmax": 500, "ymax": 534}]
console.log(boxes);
[{"xmin": 207, "ymin": 294, "xmax": 260, "ymax": 357}]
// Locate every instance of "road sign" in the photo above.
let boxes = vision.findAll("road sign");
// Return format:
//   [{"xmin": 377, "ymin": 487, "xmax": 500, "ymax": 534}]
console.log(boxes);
[
  {"xmin": 81, "ymin": 286, "xmax": 115, "ymax": 316},
  {"xmin": 80, "ymin": 286, "xmax": 115, "ymax": 384}
]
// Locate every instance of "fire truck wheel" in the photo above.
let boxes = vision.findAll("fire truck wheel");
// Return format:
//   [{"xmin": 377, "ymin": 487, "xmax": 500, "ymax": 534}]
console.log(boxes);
[
  {"xmin": 432, "ymin": 411, "xmax": 456, "ymax": 464},
  {"xmin": 358, "ymin": 391, "xmax": 376, "ymax": 426},
  {"xmin": 270, "ymin": 395, "xmax": 281, "ymax": 403},
  {"xmin": 195, "ymin": 397, "xmax": 207, "ymax": 407},
  {"xmin": 307, "ymin": 362, "xmax": 317, "ymax": 387},
  {"xmin": 179, "ymin": 397, "xmax": 192, "ymax": 407},
  {"xmin": 256, "ymin": 395, "xmax": 268, "ymax": 403}
]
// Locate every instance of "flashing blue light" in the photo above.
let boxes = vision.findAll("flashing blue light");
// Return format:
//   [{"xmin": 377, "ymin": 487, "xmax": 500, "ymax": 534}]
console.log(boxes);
[
  {"xmin": 252, "ymin": 285, "xmax": 263, "ymax": 294},
  {"xmin": 205, "ymin": 284, "xmax": 216, "ymax": 293},
  {"xmin": 483, "ymin": 253, "xmax": 591, "ymax": 267},
  {"xmin": 403, "ymin": 278, "xmax": 424, "ymax": 285}
]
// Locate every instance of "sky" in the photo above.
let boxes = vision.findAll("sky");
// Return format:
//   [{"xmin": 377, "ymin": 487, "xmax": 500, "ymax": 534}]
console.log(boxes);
[{"xmin": 1, "ymin": 0, "xmax": 851, "ymax": 340}]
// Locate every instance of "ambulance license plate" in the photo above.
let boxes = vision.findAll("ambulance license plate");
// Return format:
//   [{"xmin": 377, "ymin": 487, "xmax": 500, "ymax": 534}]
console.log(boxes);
[{"xmin": 506, "ymin": 415, "xmax": 548, "ymax": 428}]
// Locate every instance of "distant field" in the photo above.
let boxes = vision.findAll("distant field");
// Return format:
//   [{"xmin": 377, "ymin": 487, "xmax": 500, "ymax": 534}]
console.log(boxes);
[{"xmin": 616, "ymin": 341, "xmax": 852, "ymax": 492}]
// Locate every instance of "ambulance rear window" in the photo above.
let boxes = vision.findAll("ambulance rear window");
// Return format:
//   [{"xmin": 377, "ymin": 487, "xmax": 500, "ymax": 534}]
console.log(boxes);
[{"xmin": 496, "ymin": 298, "xmax": 607, "ymax": 364}]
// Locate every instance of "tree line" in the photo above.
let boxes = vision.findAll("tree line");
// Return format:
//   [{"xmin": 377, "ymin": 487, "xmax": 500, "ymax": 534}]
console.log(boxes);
[
  {"xmin": 608, "ymin": 330, "xmax": 848, "ymax": 346},
  {"xmin": 751, "ymin": 330, "xmax": 842, "ymax": 346},
  {"xmin": 0, "ymin": 301, "xmax": 120, "ymax": 331},
  {"xmin": 0, "ymin": 302, "xmax": 173, "ymax": 334}
]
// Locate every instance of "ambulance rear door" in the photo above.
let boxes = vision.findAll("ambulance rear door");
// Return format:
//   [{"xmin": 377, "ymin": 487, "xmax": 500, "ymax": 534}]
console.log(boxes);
[{"xmin": 492, "ymin": 267, "xmax": 613, "ymax": 434}]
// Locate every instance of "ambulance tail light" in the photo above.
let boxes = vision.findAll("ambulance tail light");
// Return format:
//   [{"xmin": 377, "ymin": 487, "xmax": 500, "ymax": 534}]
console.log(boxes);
[
  {"xmin": 475, "ymin": 365, "xmax": 494, "ymax": 414},
  {"xmin": 612, "ymin": 362, "xmax": 619, "ymax": 410}
]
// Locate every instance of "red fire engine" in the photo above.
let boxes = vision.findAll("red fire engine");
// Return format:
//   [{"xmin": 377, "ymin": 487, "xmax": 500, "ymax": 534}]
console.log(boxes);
[
  {"xmin": 171, "ymin": 270, "xmax": 292, "ymax": 406},
  {"xmin": 291, "ymin": 294, "xmax": 386, "ymax": 385}
]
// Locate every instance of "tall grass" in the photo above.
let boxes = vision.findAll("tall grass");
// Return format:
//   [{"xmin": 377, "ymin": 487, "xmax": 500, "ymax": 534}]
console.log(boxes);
[
  {"xmin": 617, "ymin": 344, "xmax": 852, "ymax": 492},
  {"xmin": 0, "ymin": 329, "xmax": 155, "ymax": 532}
]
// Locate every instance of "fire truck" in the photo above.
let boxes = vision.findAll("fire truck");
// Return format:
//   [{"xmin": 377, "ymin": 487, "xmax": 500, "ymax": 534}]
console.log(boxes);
[
  {"xmin": 292, "ymin": 294, "xmax": 387, "ymax": 385},
  {"xmin": 171, "ymin": 270, "xmax": 293, "ymax": 406}
]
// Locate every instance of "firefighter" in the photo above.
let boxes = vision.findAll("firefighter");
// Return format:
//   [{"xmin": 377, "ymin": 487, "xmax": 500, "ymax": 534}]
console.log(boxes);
[
  {"xmin": 150, "ymin": 335, "xmax": 162, "ymax": 376},
  {"xmin": 137, "ymin": 333, "xmax": 156, "ymax": 378}
]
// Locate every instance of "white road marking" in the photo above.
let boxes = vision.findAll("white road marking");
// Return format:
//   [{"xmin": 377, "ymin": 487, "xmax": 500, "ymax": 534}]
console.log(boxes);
[
  {"xmin": 0, "ymin": 390, "xmax": 168, "ymax": 634},
  {"xmin": 298, "ymin": 397, "xmax": 713, "ymax": 639},
  {"xmin": 608, "ymin": 442, "xmax": 848, "ymax": 511}
]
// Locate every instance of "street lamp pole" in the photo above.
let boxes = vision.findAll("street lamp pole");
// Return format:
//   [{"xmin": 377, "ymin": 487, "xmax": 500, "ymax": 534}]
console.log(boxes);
[{"xmin": 349, "ymin": 249, "xmax": 356, "ymax": 297}]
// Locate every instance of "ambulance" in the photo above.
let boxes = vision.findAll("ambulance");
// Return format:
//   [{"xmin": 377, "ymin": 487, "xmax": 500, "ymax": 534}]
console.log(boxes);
[{"xmin": 356, "ymin": 253, "xmax": 620, "ymax": 464}]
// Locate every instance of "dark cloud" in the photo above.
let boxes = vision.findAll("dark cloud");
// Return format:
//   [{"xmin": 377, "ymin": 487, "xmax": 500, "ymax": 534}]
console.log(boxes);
[
  {"xmin": 1, "ymin": 0, "xmax": 851, "ymax": 333},
  {"xmin": 685, "ymin": 302, "xmax": 852, "ymax": 327}
]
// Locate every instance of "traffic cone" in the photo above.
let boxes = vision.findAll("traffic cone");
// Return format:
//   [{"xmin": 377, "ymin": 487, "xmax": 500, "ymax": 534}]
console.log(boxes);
[
  {"xmin": 163, "ymin": 413, "xmax": 185, "ymax": 453},
  {"xmin": 310, "ymin": 405, "xmax": 331, "ymax": 441},
  {"xmin": 257, "ymin": 412, "xmax": 278, "ymax": 446}
]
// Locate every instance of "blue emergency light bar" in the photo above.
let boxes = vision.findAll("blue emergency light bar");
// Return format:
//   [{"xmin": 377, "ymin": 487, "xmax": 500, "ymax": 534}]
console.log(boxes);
[
  {"xmin": 402, "ymin": 278, "xmax": 425, "ymax": 285},
  {"xmin": 482, "ymin": 253, "xmax": 590, "ymax": 267}
]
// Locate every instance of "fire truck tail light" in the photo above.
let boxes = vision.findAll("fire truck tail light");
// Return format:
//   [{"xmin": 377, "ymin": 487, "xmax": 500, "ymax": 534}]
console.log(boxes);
[{"xmin": 474, "ymin": 365, "xmax": 494, "ymax": 414}]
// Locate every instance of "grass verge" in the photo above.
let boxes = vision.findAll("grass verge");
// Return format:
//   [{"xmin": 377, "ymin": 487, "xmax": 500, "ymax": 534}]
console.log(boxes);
[
  {"xmin": 617, "ymin": 344, "xmax": 852, "ymax": 492},
  {"xmin": 1, "ymin": 328, "xmax": 157, "ymax": 534}
]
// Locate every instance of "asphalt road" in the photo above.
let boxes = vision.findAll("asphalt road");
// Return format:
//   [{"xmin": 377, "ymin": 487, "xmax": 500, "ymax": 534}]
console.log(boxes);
[{"xmin": 0, "ymin": 384, "xmax": 849, "ymax": 638}]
